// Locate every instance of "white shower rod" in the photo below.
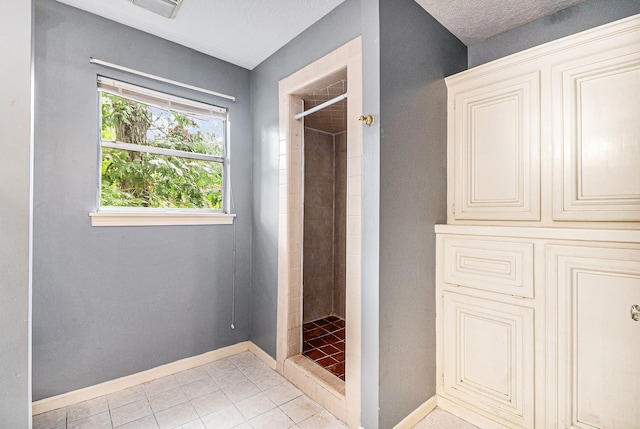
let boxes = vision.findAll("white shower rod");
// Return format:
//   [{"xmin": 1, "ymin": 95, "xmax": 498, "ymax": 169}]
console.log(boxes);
[{"xmin": 294, "ymin": 92, "xmax": 347, "ymax": 120}]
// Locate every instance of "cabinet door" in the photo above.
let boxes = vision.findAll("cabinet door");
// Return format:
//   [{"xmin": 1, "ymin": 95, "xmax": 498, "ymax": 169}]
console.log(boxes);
[
  {"xmin": 450, "ymin": 71, "xmax": 540, "ymax": 221},
  {"xmin": 552, "ymin": 47, "xmax": 640, "ymax": 221},
  {"xmin": 442, "ymin": 292, "xmax": 534, "ymax": 428},
  {"xmin": 548, "ymin": 246, "xmax": 640, "ymax": 428}
]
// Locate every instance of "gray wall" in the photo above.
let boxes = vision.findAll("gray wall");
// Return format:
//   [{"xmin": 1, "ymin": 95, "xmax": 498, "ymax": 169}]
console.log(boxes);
[
  {"xmin": 0, "ymin": 1, "xmax": 33, "ymax": 426},
  {"xmin": 249, "ymin": 0, "xmax": 366, "ymax": 357},
  {"xmin": 377, "ymin": 0, "xmax": 466, "ymax": 427},
  {"xmin": 469, "ymin": 0, "xmax": 640, "ymax": 67},
  {"xmin": 359, "ymin": 1, "xmax": 382, "ymax": 427},
  {"xmin": 32, "ymin": 0, "xmax": 252, "ymax": 400}
]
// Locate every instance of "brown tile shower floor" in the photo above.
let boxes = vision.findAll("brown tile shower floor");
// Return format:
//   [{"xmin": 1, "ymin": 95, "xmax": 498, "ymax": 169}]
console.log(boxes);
[{"xmin": 302, "ymin": 316, "xmax": 346, "ymax": 380}]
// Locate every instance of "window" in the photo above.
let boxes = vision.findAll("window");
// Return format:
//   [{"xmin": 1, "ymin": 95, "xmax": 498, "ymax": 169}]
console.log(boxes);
[{"xmin": 91, "ymin": 77, "xmax": 234, "ymax": 226}]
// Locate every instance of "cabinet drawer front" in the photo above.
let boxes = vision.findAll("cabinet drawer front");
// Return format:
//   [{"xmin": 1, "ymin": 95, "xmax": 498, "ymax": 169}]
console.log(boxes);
[
  {"xmin": 442, "ymin": 292, "xmax": 535, "ymax": 429},
  {"xmin": 443, "ymin": 237, "xmax": 534, "ymax": 298}
]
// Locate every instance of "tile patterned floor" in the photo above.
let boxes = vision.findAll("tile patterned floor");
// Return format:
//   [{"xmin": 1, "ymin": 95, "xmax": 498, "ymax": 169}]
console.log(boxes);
[
  {"xmin": 32, "ymin": 349, "xmax": 478, "ymax": 429},
  {"xmin": 413, "ymin": 408, "xmax": 480, "ymax": 429},
  {"xmin": 32, "ymin": 352, "xmax": 349, "ymax": 429},
  {"xmin": 302, "ymin": 316, "xmax": 345, "ymax": 380}
]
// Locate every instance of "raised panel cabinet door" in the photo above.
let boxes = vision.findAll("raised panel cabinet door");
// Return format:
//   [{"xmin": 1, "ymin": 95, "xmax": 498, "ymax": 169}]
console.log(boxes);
[
  {"xmin": 553, "ymin": 47, "xmax": 640, "ymax": 221},
  {"xmin": 442, "ymin": 292, "xmax": 534, "ymax": 428},
  {"xmin": 549, "ymin": 246, "xmax": 640, "ymax": 429},
  {"xmin": 451, "ymin": 71, "xmax": 540, "ymax": 221}
]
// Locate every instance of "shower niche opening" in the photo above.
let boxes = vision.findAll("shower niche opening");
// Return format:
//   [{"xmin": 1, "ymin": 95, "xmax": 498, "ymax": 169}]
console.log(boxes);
[{"xmin": 299, "ymin": 70, "xmax": 347, "ymax": 381}]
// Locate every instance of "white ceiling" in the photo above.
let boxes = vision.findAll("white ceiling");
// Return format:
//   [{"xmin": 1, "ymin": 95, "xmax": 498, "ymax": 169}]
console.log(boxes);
[
  {"xmin": 415, "ymin": 0, "xmax": 587, "ymax": 45},
  {"xmin": 56, "ymin": 0, "xmax": 588, "ymax": 70},
  {"xmin": 55, "ymin": 0, "xmax": 346, "ymax": 70}
]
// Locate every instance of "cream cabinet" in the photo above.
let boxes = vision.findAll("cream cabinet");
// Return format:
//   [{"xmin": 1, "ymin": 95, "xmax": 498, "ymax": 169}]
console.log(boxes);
[
  {"xmin": 449, "ymin": 71, "xmax": 540, "ymax": 221},
  {"xmin": 437, "ymin": 13, "xmax": 640, "ymax": 429},
  {"xmin": 437, "ymin": 234, "xmax": 537, "ymax": 429},
  {"xmin": 547, "ymin": 245, "xmax": 640, "ymax": 429},
  {"xmin": 446, "ymin": 15, "xmax": 640, "ymax": 227},
  {"xmin": 442, "ymin": 293, "xmax": 534, "ymax": 429},
  {"xmin": 436, "ymin": 227, "xmax": 640, "ymax": 429},
  {"xmin": 552, "ymin": 45, "xmax": 640, "ymax": 221},
  {"xmin": 441, "ymin": 294, "xmax": 535, "ymax": 429}
]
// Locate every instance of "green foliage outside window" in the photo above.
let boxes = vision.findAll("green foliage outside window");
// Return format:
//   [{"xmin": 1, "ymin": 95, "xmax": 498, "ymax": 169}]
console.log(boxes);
[{"xmin": 100, "ymin": 92, "xmax": 224, "ymax": 209}]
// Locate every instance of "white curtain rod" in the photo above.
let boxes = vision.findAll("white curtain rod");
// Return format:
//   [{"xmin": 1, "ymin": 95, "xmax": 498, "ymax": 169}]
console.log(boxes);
[
  {"xmin": 294, "ymin": 92, "xmax": 347, "ymax": 120},
  {"xmin": 89, "ymin": 58, "xmax": 236, "ymax": 102}
]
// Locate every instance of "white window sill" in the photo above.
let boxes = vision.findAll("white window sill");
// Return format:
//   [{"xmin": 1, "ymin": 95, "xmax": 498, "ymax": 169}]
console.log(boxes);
[{"xmin": 89, "ymin": 211, "xmax": 235, "ymax": 227}]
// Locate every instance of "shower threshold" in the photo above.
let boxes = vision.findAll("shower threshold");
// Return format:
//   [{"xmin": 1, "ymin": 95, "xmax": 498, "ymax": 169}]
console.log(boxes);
[{"xmin": 302, "ymin": 316, "xmax": 346, "ymax": 380}]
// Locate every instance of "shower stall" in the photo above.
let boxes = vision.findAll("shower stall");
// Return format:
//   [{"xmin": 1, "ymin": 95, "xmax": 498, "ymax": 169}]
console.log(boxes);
[
  {"xmin": 298, "ymin": 73, "xmax": 347, "ymax": 381},
  {"xmin": 276, "ymin": 37, "xmax": 363, "ymax": 426}
]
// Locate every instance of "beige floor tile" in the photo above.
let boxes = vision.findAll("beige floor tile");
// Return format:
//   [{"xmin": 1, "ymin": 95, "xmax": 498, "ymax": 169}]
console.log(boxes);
[
  {"xmin": 221, "ymin": 379, "xmax": 261, "ymax": 403},
  {"xmin": 201, "ymin": 405, "xmax": 246, "ymax": 429},
  {"xmin": 280, "ymin": 395, "xmax": 323, "ymax": 423},
  {"xmin": 148, "ymin": 387, "xmax": 188, "ymax": 413},
  {"xmin": 67, "ymin": 396, "xmax": 109, "ymax": 422},
  {"xmin": 143, "ymin": 375, "xmax": 180, "ymax": 397},
  {"xmin": 249, "ymin": 407, "xmax": 295, "ymax": 429},
  {"xmin": 421, "ymin": 408, "xmax": 479, "ymax": 429},
  {"xmin": 228, "ymin": 424, "xmax": 252, "ymax": 429},
  {"xmin": 297, "ymin": 410, "xmax": 348, "ymax": 429},
  {"xmin": 182, "ymin": 377, "xmax": 220, "ymax": 401},
  {"xmin": 33, "ymin": 351, "xmax": 356, "ymax": 429},
  {"xmin": 252, "ymin": 370, "xmax": 287, "ymax": 391},
  {"xmin": 154, "ymin": 402, "xmax": 199, "ymax": 429},
  {"xmin": 116, "ymin": 415, "xmax": 159, "ymax": 429},
  {"xmin": 202, "ymin": 358, "xmax": 236, "ymax": 377},
  {"xmin": 412, "ymin": 421, "xmax": 440, "ymax": 429},
  {"xmin": 174, "ymin": 367, "xmax": 209, "ymax": 386},
  {"xmin": 33, "ymin": 407, "xmax": 66, "ymax": 429},
  {"xmin": 234, "ymin": 391, "xmax": 277, "ymax": 420},
  {"xmin": 264, "ymin": 381, "xmax": 303, "ymax": 405},
  {"xmin": 228, "ymin": 351, "xmax": 261, "ymax": 366},
  {"xmin": 67, "ymin": 410, "xmax": 112, "ymax": 429},
  {"xmin": 237, "ymin": 361, "xmax": 273, "ymax": 378},
  {"xmin": 177, "ymin": 419, "xmax": 206, "ymax": 429},
  {"xmin": 111, "ymin": 398, "xmax": 153, "ymax": 427},
  {"xmin": 190, "ymin": 389, "xmax": 233, "ymax": 417},
  {"xmin": 214, "ymin": 368, "xmax": 249, "ymax": 389},
  {"xmin": 108, "ymin": 385, "xmax": 146, "ymax": 410}
]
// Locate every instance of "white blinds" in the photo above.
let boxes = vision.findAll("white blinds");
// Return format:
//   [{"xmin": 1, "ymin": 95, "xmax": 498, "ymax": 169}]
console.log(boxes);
[{"xmin": 98, "ymin": 76, "xmax": 227, "ymax": 120}]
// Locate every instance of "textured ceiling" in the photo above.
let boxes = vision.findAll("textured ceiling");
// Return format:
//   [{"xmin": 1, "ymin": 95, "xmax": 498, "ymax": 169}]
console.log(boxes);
[
  {"xmin": 297, "ymin": 69, "xmax": 348, "ymax": 134},
  {"xmin": 55, "ymin": 0, "xmax": 345, "ymax": 70},
  {"xmin": 415, "ymin": 0, "xmax": 587, "ymax": 45},
  {"xmin": 55, "ymin": 0, "xmax": 590, "ymax": 70}
]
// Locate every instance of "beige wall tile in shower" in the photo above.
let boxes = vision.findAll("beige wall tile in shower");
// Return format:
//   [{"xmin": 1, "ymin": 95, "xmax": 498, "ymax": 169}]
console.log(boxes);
[
  {"xmin": 347, "ymin": 196, "xmax": 361, "ymax": 217},
  {"xmin": 347, "ymin": 156, "xmax": 361, "ymax": 178},
  {"xmin": 348, "ymin": 175, "xmax": 361, "ymax": 197}
]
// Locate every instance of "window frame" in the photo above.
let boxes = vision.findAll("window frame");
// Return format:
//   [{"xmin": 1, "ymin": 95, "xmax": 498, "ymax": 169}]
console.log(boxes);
[{"xmin": 90, "ymin": 77, "xmax": 234, "ymax": 226}]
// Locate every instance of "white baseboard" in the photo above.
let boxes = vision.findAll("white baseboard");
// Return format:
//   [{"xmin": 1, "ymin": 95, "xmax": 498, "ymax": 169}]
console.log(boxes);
[
  {"xmin": 436, "ymin": 395, "xmax": 509, "ymax": 429},
  {"xmin": 248, "ymin": 341, "xmax": 276, "ymax": 369},
  {"xmin": 32, "ymin": 341, "xmax": 274, "ymax": 415},
  {"xmin": 393, "ymin": 395, "xmax": 438, "ymax": 429}
]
